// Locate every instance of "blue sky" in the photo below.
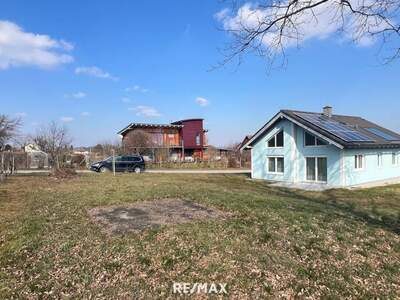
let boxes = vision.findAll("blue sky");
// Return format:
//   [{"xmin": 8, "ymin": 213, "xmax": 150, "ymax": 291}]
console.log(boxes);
[{"xmin": 1, "ymin": 0, "xmax": 400, "ymax": 147}]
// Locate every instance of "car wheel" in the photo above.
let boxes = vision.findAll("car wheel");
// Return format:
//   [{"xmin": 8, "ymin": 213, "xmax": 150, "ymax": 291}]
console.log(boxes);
[
  {"xmin": 100, "ymin": 166, "xmax": 109, "ymax": 173},
  {"xmin": 133, "ymin": 166, "xmax": 141, "ymax": 173}
]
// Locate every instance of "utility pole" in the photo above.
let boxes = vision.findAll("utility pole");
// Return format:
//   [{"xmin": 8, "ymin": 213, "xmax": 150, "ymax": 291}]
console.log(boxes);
[{"xmin": 12, "ymin": 154, "xmax": 15, "ymax": 175}]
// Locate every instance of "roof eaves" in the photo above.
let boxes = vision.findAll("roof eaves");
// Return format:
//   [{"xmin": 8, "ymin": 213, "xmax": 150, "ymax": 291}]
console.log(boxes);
[
  {"xmin": 240, "ymin": 111, "xmax": 283, "ymax": 150},
  {"xmin": 117, "ymin": 123, "xmax": 183, "ymax": 135},
  {"xmin": 117, "ymin": 123, "xmax": 133, "ymax": 135},
  {"xmin": 241, "ymin": 111, "xmax": 345, "ymax": 151},
  {"xmin": 286, "ymin": 110, "xmax": 400, "ymax": 148},
  {"xmin": 283, "ymin": 113, "xmax": 345, "ymax": 149}
]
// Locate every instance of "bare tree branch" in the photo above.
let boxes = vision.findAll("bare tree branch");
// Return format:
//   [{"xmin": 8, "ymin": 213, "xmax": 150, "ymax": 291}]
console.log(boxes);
[
  {"xmin": 122, "ymin": 130, "xmax": 154, "ymax": 155},
  {"xmin": 216, "ymin": 0, "xmax": 400, "ymax": 68},
  {"xmin": 0, "ymin": 115, "xmax": 21, "ymax": 149},
  {"xmin": 31, "ymin": 121, "xmax": 72, "ymax": 168}
]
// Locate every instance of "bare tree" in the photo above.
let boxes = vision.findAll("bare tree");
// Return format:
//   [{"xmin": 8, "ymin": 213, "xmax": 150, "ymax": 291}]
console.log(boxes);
[
  {"xmin": 99, "ymin": 140, "xmax": 122, "ymax": 156},
  {"xmin": 92, "ymin": 143, "xmax": 104, "ymax": 154},
  {"xmin": 31, "ymin": 121, "xmax": 72, "ymax": 168},
  {"xmin": 217, "ymin": 0, "xmax": 400, "ymax": 68},
  {"xmin": 123, "ymin": 130, "xmax": 154, "ymax": 155},
  {"xmin": 0, "ymin": 115, "xmax": 21, "ymax": 149}
]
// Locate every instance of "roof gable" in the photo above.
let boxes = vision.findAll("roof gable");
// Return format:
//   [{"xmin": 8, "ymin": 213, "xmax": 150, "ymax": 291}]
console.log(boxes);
[
  {"xmin": 243, "ymin": 111, "xmax": 344, "ymax": 150},
  {"xmin": 243, "ymin": 109, "xmax": 400, "ymax": 150}
]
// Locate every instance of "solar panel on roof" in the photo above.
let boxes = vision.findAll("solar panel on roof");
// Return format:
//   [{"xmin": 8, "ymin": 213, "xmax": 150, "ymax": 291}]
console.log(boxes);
[
  {"xmin": 294, "ymin": 112, "xmax": 374, "ymax": 142},
  {"xmin": 365, "ymin": 128, "xmax": 399, "ymax": 141}
]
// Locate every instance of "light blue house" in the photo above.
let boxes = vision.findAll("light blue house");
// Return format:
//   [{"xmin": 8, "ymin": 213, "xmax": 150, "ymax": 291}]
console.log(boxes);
[{"xmin": 242, "ymin": 107, "xmax": 400, "ymax": 188}]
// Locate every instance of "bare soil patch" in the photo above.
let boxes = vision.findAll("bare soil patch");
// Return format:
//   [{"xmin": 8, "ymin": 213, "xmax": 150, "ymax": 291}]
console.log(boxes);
[{"xmin": 88, "ymin": 199, "xmax": 231, "ymax": 234}]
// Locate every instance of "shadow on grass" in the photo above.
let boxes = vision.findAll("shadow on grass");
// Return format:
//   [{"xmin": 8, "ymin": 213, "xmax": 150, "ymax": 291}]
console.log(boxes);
[{"xmin": 257, "ymin": 184, "xmax": 400, "ymax": 235}]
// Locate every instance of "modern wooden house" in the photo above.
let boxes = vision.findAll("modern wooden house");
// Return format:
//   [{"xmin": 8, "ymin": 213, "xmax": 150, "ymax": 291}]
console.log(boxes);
[{"xmin": 118, "ymin": 118, "xmax": 208, "ymax": 160}]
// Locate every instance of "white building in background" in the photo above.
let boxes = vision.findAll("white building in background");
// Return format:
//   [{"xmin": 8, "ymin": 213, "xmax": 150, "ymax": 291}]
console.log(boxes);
[{"xmin": 24, "ymin": 144, "xmax": 49, "ymax": 169}]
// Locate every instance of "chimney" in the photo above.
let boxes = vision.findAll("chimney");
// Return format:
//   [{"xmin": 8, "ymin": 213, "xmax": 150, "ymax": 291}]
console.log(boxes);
[{"xmin": 323, "ymin": 106, "xmax": 332, "ymax": 118}]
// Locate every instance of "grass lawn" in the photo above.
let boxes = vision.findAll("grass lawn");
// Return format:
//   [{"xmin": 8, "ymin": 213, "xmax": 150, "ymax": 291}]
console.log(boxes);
[{"xmin": 0, "ymin": 174, "xmax": 399, "ymax": 298}]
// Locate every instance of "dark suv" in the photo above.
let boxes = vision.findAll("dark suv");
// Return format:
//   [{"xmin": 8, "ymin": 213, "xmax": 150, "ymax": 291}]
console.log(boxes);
[{"xmin": 90, "ymin": 155, "xmax": 145, "ymax": 173}]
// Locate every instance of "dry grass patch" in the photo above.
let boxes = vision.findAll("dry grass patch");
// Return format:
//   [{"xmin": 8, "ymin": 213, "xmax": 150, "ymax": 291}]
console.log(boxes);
[
  {"xmin": 0, "ymin": 174, "xmax": 399, "ymax": 298},
  {"xmin": 88, "ymin": 199, "xmax": 232, "ymax": 234}
]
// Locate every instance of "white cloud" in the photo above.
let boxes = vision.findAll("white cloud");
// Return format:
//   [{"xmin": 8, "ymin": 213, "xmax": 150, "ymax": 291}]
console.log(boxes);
[
  {"xmin": 217, "ymin": 1, "xmax": 393, "ymax": 51},
  {"xmin": 214, "ymin": 8, "xmax": 230, "ymax": 22},
  {"xmin": 15, "ymin": 112, "xmax": 27, "ymax": 118},
  {"xmin": 125, "ymin": 84, "xmax": 148, "ymax": 93},
  {"xmin": 73, "ymin": 92, "xmax": 86, "ymax": 99},
  {"xmin": 60, "ymin": 116, "xmax": 74, "ymax": 122},
  {"xmin": 129, "ymin": 105, "xmax": 161, "ymax": 117},
  {"xmin": 68, "ymin": 92, "xmax": 86, "ymax": 99},
  {"xmin": 64, "ymin": 92, "xmax": 87, "ymax": 99},
  {"xmin": 195, "ymin": 97, "xmax": 209, "ymax": 107},
  {"xmin": 0, "ymin": 20, "xmax": 73, "ymax": 70},
  {"xmin": 121, "ymin": 97, "xmax": 131, "ymax": 103},
  {"xmin": 81, "ymin": 112, "xmax": 90, "ymax": 117},
  {"xmin": 75, "ymin": 66, "xmax": 118, "ymax": 80}
]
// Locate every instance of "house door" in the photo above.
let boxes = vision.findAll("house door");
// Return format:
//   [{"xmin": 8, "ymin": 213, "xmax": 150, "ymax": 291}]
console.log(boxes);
[{"xmin": 306, "ymin": 157, "xmax": 327, "ymax": 183}]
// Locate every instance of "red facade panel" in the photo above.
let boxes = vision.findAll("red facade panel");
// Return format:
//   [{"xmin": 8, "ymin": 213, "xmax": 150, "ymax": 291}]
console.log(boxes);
[{"xmin": 178, "ymin": 119, "xmax": 204, "ymax": 149}]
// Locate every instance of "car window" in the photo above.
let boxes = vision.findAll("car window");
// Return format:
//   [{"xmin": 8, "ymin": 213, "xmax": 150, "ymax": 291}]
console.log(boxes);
[
  {"xmin": 126, "ymin": 156, "xmax": 141, "ymax": 162},
  {"xmin": 122, "ymin": 156, "xmax": 142, "ymax": 162}
]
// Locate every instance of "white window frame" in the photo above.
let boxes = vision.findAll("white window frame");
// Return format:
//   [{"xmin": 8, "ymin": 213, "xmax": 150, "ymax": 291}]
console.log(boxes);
[
  {"xmin": 195, "ymin": 133, "xmax": 201, "ymax": 146},
  {"xmin": 266, "ymin": 130, "xmax": 284, "ymax": 149},
  {"xmin": 267, "ymin": 156, "xmax": 284, "ymax": 174},
  {"xmin": 377, "ymin": 153, "xmax": 383, "ymax": 168},
  {"xmin": 305, "ymin": 156, "xmax": 328, "ymax": 183},
  {"xmin": 354, "ymin": 154, "xmax": 365, "ymax": 170},
  {"xmin": 303, "ymin": 131, "xmax": 327, "ymax": 147}
]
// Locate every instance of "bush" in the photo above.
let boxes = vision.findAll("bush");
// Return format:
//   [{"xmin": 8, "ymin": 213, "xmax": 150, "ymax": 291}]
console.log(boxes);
[
  {"xmin": 227, "ymin": 157, "xmax": 238, "ymax": 168},
  {"xmin": 50, "ymin": 167, "xmax": 77, "ymax": 179}
]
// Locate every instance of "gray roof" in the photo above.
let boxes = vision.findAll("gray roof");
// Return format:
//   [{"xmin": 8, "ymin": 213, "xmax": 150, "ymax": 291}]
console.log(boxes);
[
  {"xmin": 117, "ymin": 123, "xmax": 183, "ymax": 135},
  {"xmin": 247, "ymin": 109, "xmax": 400, "ymax": 149}
]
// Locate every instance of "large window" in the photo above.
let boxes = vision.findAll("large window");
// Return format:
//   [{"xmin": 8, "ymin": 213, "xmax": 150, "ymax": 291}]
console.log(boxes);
[
  {"xmin": 304, "ymin": 131, "xmax": 327, "ymax": 146},
  {"xmin": 306, "ymin": 157, "xmax": 316, "ymax": 181},
  {"xmin": 195, "ymin": 133, "xmax": 201, "ymax": 146},
  {"xmin": 267, "ymin": 157, "xmax": 284, "ymax": 174},
  {"xmin": 355, "ymin": 155, "xmax": 364, "ymax": 169},
  {"xmin": 267, "ymin": 131, "xmax": 284, "ymax": 148},
  {"xmin": 306, "ymin": 157, "xmax": 327, "ymax": 182}
]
